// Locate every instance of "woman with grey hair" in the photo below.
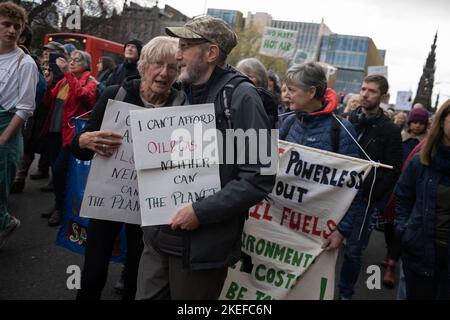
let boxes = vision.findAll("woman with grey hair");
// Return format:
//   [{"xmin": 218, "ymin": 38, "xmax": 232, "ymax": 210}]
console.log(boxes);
[
  {"xmin": 236, "ymin": 57, "xmax": 269, "ymax": 89},
  {"xmin": 41, "ymin": 49, "xmax": 97, "ymax": 227},
  {"xmin": 279, "ymin": 61, "xmax": 363, "ymax": 252},
  {"xmin": 70, "ymin": 36, "xmax": 187, "ymax": 300}
]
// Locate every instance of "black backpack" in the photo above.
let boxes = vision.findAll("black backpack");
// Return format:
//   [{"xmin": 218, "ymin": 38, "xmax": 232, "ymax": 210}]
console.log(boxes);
[{"xmin": 217, "ymin": 75, "xmax": 279, "ymax": 129}]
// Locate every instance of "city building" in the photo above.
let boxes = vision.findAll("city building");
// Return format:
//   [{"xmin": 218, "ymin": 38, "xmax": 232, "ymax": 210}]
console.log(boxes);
[
  {"xmin": 378, "ymin": 49, "xmax": 386, "ymax": 64},
  {"xmin": 65, "ymin": 2, "xmax": 189, "ymax": 44},
  {"xmin": 245, "ymin": 12, "xmax": 272, "ymax": 33},
  {"xmin": 319, "ymin": 34, "xmax": 385, "ymax": 96},
  {"xmin": 206, "ymin": 8, "xmax": 244, "ymax": 31}
]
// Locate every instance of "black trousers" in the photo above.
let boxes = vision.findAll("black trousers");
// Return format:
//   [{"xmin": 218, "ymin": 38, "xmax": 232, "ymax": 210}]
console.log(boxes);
[
  {"xmin": 404, "ymin": 245, "xmax": 449, "ymax": 300},
  {"xmin": 76, "ymin": 219, "xmax": 143, "ymax": 300}
]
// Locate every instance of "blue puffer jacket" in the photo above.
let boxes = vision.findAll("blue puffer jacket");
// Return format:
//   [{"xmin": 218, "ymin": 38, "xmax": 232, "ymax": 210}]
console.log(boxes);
[
  {"xmin": 394, "ymin": 153, "xmax": 450, "ymax": 277},
  {"xmin": 279, "ymin": 101, "xmax": 363, "ymax": 238}
]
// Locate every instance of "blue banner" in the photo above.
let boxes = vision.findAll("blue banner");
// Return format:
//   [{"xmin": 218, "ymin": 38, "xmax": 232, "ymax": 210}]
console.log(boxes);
[{"xmin": 56, "ymin": 118, "xmax": 127, "ymax": 262}]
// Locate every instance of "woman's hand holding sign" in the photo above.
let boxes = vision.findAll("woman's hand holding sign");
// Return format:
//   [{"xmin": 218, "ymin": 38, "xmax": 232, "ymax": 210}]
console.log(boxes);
[{"xmin": 79, "ymin": 130, "xmax": 122, "ymax": 157}]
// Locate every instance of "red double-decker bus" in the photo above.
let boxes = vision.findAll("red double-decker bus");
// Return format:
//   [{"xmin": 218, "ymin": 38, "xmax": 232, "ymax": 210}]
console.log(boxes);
[{"xmin": 44, "ymin": 33, "xmax": 124, "ymax": 76}]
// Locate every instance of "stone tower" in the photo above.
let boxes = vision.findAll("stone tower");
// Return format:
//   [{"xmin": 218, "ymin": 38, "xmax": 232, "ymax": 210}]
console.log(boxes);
[{"xmin": 413, "ymin": 32, "xmax": 437, "ymax": 111}]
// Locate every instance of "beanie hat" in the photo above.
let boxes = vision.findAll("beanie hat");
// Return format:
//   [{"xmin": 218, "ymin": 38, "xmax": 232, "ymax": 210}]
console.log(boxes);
[
  {"xmin": 124, "ymin": 39, "xmax": 143, "ymax": 57},
  {"xmin": 64, "ymin": 44, "xmax": 76, "ymax": 55},
  {"xmin": 407, "ymin": 108, "xmax": 429, "ymax": 125}
]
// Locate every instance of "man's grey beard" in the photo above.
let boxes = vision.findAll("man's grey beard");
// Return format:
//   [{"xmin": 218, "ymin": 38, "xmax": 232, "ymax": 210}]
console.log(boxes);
[{"xmin": 179, "ymin": 55, "xmax": 208, "ymax": 85}]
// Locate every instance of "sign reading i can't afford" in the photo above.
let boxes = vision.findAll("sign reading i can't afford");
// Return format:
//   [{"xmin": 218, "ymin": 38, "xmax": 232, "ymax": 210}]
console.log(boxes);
[
  {"xmin": 80, "ymin": 100, "xmax": 143, "ymax": 225},
  {"xmin": 259, "ymin": 27, "xmax": 298, "ymax": 59},
  {"xmin": 129, "ymin": 104, "xmax": 221, "ymax": 226}
]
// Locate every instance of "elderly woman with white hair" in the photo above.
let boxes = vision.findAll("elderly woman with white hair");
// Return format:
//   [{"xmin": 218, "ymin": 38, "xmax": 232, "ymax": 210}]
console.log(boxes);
[
  {"xmin": 70, "ymin": 36, "xmax": 187, "ymax": 300},
  {"xmin": 41, "ymin": 49, "xmax": 97, "ymax": 227}
]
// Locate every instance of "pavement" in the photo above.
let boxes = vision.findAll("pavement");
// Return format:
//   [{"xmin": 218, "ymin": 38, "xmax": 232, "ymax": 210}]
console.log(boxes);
[{"xmin": 0, "ymin": 159, "xmax": 399, "ymax": 300}]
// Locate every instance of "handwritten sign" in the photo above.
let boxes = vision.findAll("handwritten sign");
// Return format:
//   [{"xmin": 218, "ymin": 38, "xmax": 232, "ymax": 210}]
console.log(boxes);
[
  {"xmin": 259, "ymin": 27, "xmax": 298, "ymax": 59},
  {"xmin": 130, "ymin": 104, "xmax": 221, "ymax": 226},
  {"xmin": 129, "ymin": 104, "xmax": 219, "ymax": 170},
  {"xmin": 80, "ymin": 100, "xmax": 143, "ymax": 225}
]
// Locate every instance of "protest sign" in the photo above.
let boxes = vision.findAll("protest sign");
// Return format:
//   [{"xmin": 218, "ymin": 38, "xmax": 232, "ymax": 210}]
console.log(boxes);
[
  {"xmin": 220, "ymin": 140, "xmax": 372, "ymax": 300},
  {"xmin": 395, "ymin": 91, "xmax": 413, "ymax": 111},
  {"xmin": 130, "ymin": 104, "xmax": 221, "ymax": 226},
  {"xmin": 368, "ymin": 66, "xmax": 388, "ymax": 78},
  {"xmin": 259, "ymin": 27, "xmax": 298, "ymax": 59},
  {"xmin": 137, "ymin": 165, "xmax": 220, "ymax": 226},
  {"xmin": 80, "ymin": 100, "xmax": 143, "ymax": 225},
  {"xmin": 129, "ymin": 104, "xmax": 219, "ymax": 170}
]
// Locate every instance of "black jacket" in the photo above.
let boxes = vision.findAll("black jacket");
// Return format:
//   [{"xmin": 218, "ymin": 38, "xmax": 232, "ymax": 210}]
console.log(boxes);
[
  {"xmin": 158, "ymin": 65, "xmax": 276, "ymax": 271},
  {"xmin": 348, "ymin": 107, "xmax": 402, "ymax": 204},
  {"xmin": 105, "ymin": 60, "xmax": 139, "ymax": 87}
]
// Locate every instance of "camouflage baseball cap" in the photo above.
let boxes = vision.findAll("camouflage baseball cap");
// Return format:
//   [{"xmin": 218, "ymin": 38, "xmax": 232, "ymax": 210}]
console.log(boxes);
[
  {"xmin": 165, "ymin": 15, "xmax": 238, "ymax": 55},
  {"xmin": 43, "ymin": 41, "xmax": 65, "ymax": 52}
]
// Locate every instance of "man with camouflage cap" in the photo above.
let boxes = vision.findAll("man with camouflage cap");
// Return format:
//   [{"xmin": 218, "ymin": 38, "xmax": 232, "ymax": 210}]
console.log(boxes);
[
  {"xmin": 136, "ymin": 16, "xmax": 276, "ymax": 300},
  {"xmin": 41, "ymin": 41, "xmax": 65, "ymax": 66}
]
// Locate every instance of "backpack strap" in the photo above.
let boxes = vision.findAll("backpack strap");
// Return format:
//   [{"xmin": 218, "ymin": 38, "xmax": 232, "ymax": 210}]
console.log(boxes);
[
  {"xmin": 219, "ymin": 75, "xmax": 251, "ymax": 129},
  {"xmin": 330, "ymin": 113, "xmax": 341, "ymax": 153},
  {"xmin": 114, "ymin": 86, "xmax": 127, "ymax": 101}
]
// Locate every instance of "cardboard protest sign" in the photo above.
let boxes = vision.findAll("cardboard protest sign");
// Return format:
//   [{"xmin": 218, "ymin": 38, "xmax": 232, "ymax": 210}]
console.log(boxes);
[
  {"xmin": 136, "ymin": 165, "xmax": 221, "ymax": 226},
  {"xmin": 220, "ymin": 140, "xmax": 372, "ymax": 300},
  {"xmin": 129, "ymin": 104, "xmax": 219, "ymax": 170},
  {"xmin": 259, "ymin": 27, "xmax": 298, "ymax": 59},
  {"xmin": 130, "ymin": 104, "xmax": 221, "ymax": 226},
  {"xmin": 80, "ymin": 100, "xmax": 143, "ymax": 225}
]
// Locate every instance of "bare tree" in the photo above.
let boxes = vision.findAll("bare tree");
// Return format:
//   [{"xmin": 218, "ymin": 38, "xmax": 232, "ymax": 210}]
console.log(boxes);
[{"xmin": 28, "ymin": 0, "xmax": 60, "ymax": 22}]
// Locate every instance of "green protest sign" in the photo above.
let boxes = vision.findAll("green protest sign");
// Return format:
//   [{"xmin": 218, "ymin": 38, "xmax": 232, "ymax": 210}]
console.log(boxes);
[{"xmin": 259, "ymin": 27, "xmax": 298, "ymax": 59}]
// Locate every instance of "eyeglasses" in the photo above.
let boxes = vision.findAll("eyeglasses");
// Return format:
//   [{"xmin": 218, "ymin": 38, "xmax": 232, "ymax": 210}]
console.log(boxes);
[
  {"xmin": 68, "ymin": 58, "xmax": 83, "ymax": 64},
  {"xmin": 149, "ymin": 61, "xmax": 178, "ymax": 74},
  {"xmin": 178, "ymin": 39, "xmax": 210, "ymax": 52}
]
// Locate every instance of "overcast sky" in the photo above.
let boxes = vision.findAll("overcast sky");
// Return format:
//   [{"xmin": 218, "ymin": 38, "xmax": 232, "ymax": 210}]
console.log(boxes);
[{"xmin": 130, "ymin": 0, "xmax": 450, "ymax": 106}]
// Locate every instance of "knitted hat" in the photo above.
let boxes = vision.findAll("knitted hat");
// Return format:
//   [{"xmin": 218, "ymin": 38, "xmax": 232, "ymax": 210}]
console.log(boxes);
[
  {"xmin": 407, "ymin": 108, "xmax": 429, "ymax": 125},
  {"xmin": 124, "ymin": 39, "xmax": 143, "ymax": 57},
  {"xmin": 64, "ymin": 44, "xmax": 76, "ymax": 55}
]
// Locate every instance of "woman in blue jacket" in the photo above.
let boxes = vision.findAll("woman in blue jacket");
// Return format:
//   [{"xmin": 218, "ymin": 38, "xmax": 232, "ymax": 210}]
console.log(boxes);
[
  {"xmin": 280, "ymin": 62, "xmax": 363, "ymax": 252},
  {"xmin": 394, "ymin": 99, "xmax": 450, "ymax": 300}
]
